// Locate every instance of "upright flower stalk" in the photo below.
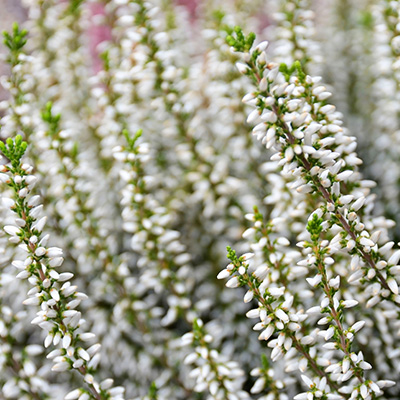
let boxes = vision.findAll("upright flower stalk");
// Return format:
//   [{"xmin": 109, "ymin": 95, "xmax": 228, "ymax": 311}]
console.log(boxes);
[
  {"xmin": 112, "ymin": 129, "xmax": 198, "ymax": 395},
  {"xmin": 305, "ymin": 212, "xmax": 371, "ymax": 392},
  {"xmin": 227, "ymin": 27, "xmax": 400, "ymax": 309},
  {"xmin": 269, "ymin": 0, "xmax": 322, "ymax": 74},
  {"xmin": 181, "ymin": 318, "xmax": 249, "ymax": 400},
  {"xmin": 114, "ymin": 128, "xmax": 193, "ymax": 326},
  {"xmin": 0, "ymin": 135, "xmax": 124, "ymax": 399},
  {"xmin": 220, "ymin": 246, "xmax": 346, "ymax": 397},
  {"xmin": 217, "ymin": 26, "xmax": 400, "ymax": 399},
  {"xmin": 1, "ymin": 23, "xmax": 36, "ymax": 141},
  {"xmin": 363, "ymin": 0, "xmax": 400, "ymax": 233}
]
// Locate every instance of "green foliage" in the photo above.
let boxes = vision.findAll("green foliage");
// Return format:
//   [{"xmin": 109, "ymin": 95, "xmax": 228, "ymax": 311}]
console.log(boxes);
[
  {"xmin": 0, "ymin": 135, "xmax": 28, "ymax": 170},
  {"xmin": 2, "ymin": 23, "xmax": 27, "ymax": 53},
  {"xmin": 359, "ymin": 10, "xmax": 374, "ymax": 29},
  {"xmin": 253, "ymin": 206, "xmax": 267, "ymax": 225},
  {"xmin": 307, "ymin": 213, "xmax": 324, "ymax": 242},
  {"xmin": 212, "ymin": 9, "xmax": 226, "ymax": 25},
  {"xmin": 279, "ymin": 60, "xmax": 306, "ymax": 83},
  {"xmin": 226, "ymin": 245, "xmax": 239, "ymax": 264},
  {"xmin": 2, "ymin": 23, "xmax": 28, "ymax": 67},
  {"xmin": 66, "ymin": 0, "xmax": 85, "ymax": 14},
  {"xmin": 293, "ymin": 60, "xmax": 306, "ymax": 83},
  {"xmin": 41, "ymin": 102, "xmax": 61, "ymax": 135},
  {"xmin": 123, "ymin": 129, "xmax": 143, "ymax": 152},
  {"xmin": 147, "ymin": 382, "xmax": 158, "ymax": 399},
  {"xmin": 225, "ymin": 26, "xmax": 256, "ymax": 52},
  {"xmin": 100, "ymin": 50, "xmax": 111, "ymax": 72},
  {"xmin": 191, "ymin": 318, "xmax": 205, "ymax": 346}
]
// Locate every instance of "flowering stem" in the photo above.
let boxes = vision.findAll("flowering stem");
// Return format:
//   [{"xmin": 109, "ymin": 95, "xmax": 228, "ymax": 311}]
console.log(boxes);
[
  {"xmin": 0, "ymin": 135, "xmax": 113, "ymax": 400},
  {"xmin": 284, "ymin": 123, "xmax": 394, "ymax": 296},
  {"xmin": 14, "ymin": 179, "xmax": 103, "ymax": 400},
  {"xmin": 244, "ymin": 270, "xmax": 340, "ymax": 393},
  {"xmin": 246, "ymin": 55, "xmax": 397, "ymax": 304},
  {"xmin": 311, "ymin": 241, "xmax": 364, "ymax": 384}
]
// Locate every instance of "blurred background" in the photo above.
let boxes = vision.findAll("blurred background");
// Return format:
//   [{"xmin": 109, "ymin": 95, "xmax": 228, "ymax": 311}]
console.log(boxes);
[
  {"xmin": 0, "ymin": 0, "xmax": 26, "ymax": 26},
  {"xmin": 0, "ymin": 0, "xmax": 26, "ymax": 100}
]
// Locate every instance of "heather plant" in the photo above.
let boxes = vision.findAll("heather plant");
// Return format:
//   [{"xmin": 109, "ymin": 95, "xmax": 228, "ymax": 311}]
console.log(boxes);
[{"xmin": 1, "ymin": 1, "xmax": 400, "ymax": 400}]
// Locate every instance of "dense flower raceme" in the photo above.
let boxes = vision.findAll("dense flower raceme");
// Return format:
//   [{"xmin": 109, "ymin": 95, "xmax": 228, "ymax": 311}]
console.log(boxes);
[
  {"xmin": 216, "ymin": 27, "xmax": 400, "ymax": 399},
  {"xmin": 0, "ymin": 22, "xmax": 128, "ymax": 395},
  {"xmin": 362, "ymin": 0, "xmax": 400, "ymax": 232},
  {"xmin": 95, "ymin": 0, "xmax": 270, "ymax": 379},
  {"xmin": 181, "ymin": 319, "xmax": 249, "ymax": 400},
  {"xmin": 230, "ymin": 29, "xmax": 400, "ymax": 307},
  {"xmin": 114, "ymin": 130, "xmax": 194, "ymax": 324},
  {"xmin": 267, "ymin": 0, "xmax": 322, "ymax": 74},
  {"xmin": 0, "ymin": 6, "xmax": 262, "ymax": 397},
  {"xmin": 0, "ymin": 136, "xmax": 124, "ymax": 399},
  {"xmin": 95, "ymin": 0, "xmax": 264, "ymax": 262}
]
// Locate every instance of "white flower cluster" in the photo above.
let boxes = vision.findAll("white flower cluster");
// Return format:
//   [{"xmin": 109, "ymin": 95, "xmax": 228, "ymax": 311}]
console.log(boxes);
[
  {"xmin": 181, "ymin": 319, "xmax": 249, "ymax": 400},
  {"xmin": 0, "ymin": 149, "xmax": 124, "ymax": 399},
  {"xmin": 238, "ymin": 40, "xmax": 400, "ymax": 306},
  {"xmin": 362, "ymin": 0, "xmax": 400, "ymax": 229},
  {"xmin": 267, "ymin": 0, "xmax": 322, "ymax": 74},
  {"xmin": 114, "ymin": 131, "xmax": 194, "ymax": 325},
  {"xmin": 218, "ymin": 23, "xmax": 400, "ymax": 399},
  {"xmin": 0, "ymin": 304, "xmax": 53, "ymax": 399}
]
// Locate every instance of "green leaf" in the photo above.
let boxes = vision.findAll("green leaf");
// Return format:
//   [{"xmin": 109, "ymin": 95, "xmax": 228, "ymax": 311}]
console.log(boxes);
[
  {"xmin": 15, "ymin": 134, "xmax": 22, "ymax": 146},
  {"xmin": 307, "ymin": 213, "xmax": 324, "ymax": 242},
  {"xmin": 225, "ymin": 25, "xmax": 256, "ymax": 52},
  {"xmin": 0, "ymin": 141, "xmax": 7, "ymax": 155},
  {"xmin": 261, "ymin": 353, "xmax": 270, "ymax": 370},
  {"xmin": 6, "ymin": 137, "xmax": 14, "ymax": 149},
  {"xmin": 294, "ymin": 60, "xmax": 306, "ymax": 83}
]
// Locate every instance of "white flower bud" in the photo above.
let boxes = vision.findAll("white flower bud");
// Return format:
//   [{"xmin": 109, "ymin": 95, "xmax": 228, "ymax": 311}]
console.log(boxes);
[{"xmin": 226, "ymin": 276, "xmax": 240, "ymax": 288}]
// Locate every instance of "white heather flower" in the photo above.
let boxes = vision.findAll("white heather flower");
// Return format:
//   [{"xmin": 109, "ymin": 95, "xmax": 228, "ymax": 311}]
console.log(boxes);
[{"xmin": 226, "ymin": 276, "xmax": 240, "ymax": 288}]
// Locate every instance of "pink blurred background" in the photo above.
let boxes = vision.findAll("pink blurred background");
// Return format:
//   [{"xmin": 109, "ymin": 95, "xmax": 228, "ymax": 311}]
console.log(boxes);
[{"xmin": 0, "ymin": 0, "xmax": 200, "ymax": 95}]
